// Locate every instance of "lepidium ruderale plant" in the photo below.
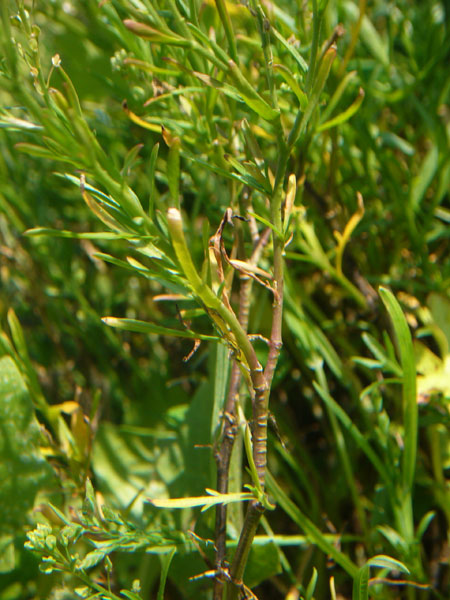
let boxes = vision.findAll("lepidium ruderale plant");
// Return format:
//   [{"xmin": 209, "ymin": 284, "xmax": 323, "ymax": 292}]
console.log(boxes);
[{"xmin": 2, "ymin": 0, "xmax": 436, "ymax": 598}]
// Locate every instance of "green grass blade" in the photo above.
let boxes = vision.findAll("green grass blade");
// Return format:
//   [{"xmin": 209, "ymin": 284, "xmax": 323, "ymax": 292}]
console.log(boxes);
[
  {"xmin": 379, "ymin": 287, "xmax": 418, "ymax": 493},
  {"xmin": 266, "ymin": 471, "xmax": 358, "ymax": 577},
  {"xmin": 313, "ymin": 382, "xmax": 391, "ymax": 486}
]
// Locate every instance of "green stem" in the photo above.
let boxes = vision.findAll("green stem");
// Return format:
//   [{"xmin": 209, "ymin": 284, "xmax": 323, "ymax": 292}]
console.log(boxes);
[
  {"xmin": 214, "ymin": 0, "xmax": 238, "ymax": 63},
  {"xmin": 305, "ymin": 0, "xmax": 323, "ymax": 93},
  {"xmin": 167, "ymin": 208, "xmax": 267, "ymax": 402},
  {"xmin": 227, "ymin": 501, "xmax": 265, "ymax": 600}
]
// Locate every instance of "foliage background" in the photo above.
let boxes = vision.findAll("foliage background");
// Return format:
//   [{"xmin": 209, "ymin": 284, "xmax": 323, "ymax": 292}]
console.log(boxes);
[{"xmin": 0, "ymin": 0, "xmax": 449, "ymax": 599}]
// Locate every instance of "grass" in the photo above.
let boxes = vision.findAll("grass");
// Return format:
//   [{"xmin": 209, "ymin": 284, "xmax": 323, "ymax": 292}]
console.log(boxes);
[{"xmin": 0, "ymin": 0, "xmax": 449, "ymax": 599}]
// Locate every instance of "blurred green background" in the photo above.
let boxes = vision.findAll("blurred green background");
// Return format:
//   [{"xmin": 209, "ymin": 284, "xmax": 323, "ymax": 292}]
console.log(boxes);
[{"xmin": 1, "ymin": 0, "xmax": 450, "ymax": 598}]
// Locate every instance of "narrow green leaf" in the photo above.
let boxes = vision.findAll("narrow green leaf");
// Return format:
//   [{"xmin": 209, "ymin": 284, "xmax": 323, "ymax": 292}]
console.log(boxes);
[
  {"xmin": 271, "ymin": 27, "xmax": 308, "ymax": 72},
  {"xmin": 273, "ymin": 63, "xmax": 308, "ymax": 109},
  {"xmin": 211, "ymin": 342, "xmax": 230, "ymax": 441},
  {"xmin": 148, "ymin": 142, "xmax": 159, "ymax": 218},
  {"xmin": 166, "ymin": 136, "xmax": 181, "ymax": 208},
  {"xmin": 320, "ymin": 70, "xmax": 358, "ymax": 123},
  {"xmin": 409, "ymin": 143, "xmax": 439, "ymax": 213},
  {"xmin": 379, "ymin": 287, "xmax": 418, "ymax": 493},
  {"xmin": 353, "ymin": 555, "xmax": 410, "ymax": 600},
  {"xmin": 157, "ymin": 548, "xmax": 176, "ymax": 600},
  {"xmin": 313, "ymin": 382, "xmax": 391, "ymax": 485},
  {"xmin": 214, "ymin": 0, "xmax": 237, "ymax": 62},
  {"xmin": 243, "ymin": 422, "xmax": 263, "ymax": 494},
  {"xmin": 24, "ymin": 228, "xmax": 136, "ymax": 240},
  {"xmin": 241, "ymin": 118, "xmax": 264, "ymax": 163},
  {"xmin": 123, "ymin": 20, "xmax": 188, "ymax": 46},
  {"xmin": 365, "ymin": 555, "xmax": 410, "ymax": 572},
  {"xmin": 186, "ymin": 22, "xmax": 230, "ymax": 69},
  {"xmin": 266, "ymin": 471, "xmax": 358, "ymax": 577},
  {"xmin": 416, "ymin": 511, "xmax": 435, "ymax": 541},
  {"xmin": 305, "ymin": 568, "xmax": 318, "ymax": 600},
  {"xmin": 122, "ymin": 143, "xmax": 144, "ymax": 176},
  {"xmin": 288, "ymin": 47, "xmax": 336, "ymax": 147},
  {"xmin": 225, "ymin": 154, "xmax": 271, "ymax": 193},
  {"xmin": 120, "ymin": 591, "xmax": 143, "ymax": 600},
  {"xmin": 227, "ymin": 60, "xmax": 280, "ymax": 121},
  {"xmin": 344, "ymin": 2, "xmax": 389, "ymax": 67},
  {"xmin": 247, "ymin": 211, "xmax": 283, "ymax": 238},
  {"xmin": 317, "ymin": 88, "xmax": 364, "ymax": 132},
  {"xmin": 182, "ymin": 151, "xmax": 269, "ymax": 194},
  {"xmin": 15, "ymin": 142, "xmax": 69, "ymax": 160},
  {"xmin": 47, "ymin": 503, "xmax": 72, "ymax": 526},
  {"xmin": 148, "ymin": 491, "xmax": 253, "ymax": 511},
  {"xmin": 102, "ymin": 317, "xmax": 219, "ymax": 341},
  {"xmin": 352, "ymin": 564, "xmax": 370, "ymax": 600},
  {"xmin": 0, "ymin": 115, "xmax": 42, "ymax": 131},
  {"xmin": 380, "ymin": 132, "xmax": 415, "ymax": 156}
]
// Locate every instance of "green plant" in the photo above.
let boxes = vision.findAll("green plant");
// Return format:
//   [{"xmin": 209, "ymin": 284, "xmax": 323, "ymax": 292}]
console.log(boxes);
[{"xmin": 1, "ymin": 0, "xmax": 449, "ymax": 599}]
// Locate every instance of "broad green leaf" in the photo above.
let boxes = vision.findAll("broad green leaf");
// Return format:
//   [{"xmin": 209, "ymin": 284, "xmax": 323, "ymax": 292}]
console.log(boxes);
[
  {"xmin": 92, "ymin": 423, "xmax": 167, "ymax": 518},
  {"xmin": 0, "ymin": 535, "xmax": 15, "ymax": 573},
  {"xmin": 244, "ymin": 541, "xmax": 282, "ymax": 588},
  {"xmin": 379, "ymin": 287, "xmax": 418, "ymax": 493},
  {"xmin": 0, "ymin": 356, "xmax": 52, "ymax": 534}
]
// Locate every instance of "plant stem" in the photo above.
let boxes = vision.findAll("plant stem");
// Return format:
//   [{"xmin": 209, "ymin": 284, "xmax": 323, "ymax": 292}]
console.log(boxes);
[
  {"xmin": 305, "ymin": 0, "xmax": 323, "ymax": 93},
  {"xmin": 213, "ymin": 224, "xmax": 271, "ymax": 599},
  {"xmin": 214, "ymin": 0, "xmax": 238, "ymax": 63},
  {"xmin": 213, "ymin": 361, "xmax": 241, "ymax": 600},
  {"xmin": 227, "ymin": 500, "xmax": 265, "ymax": 600},
  {"xmin": 167, "ymin": 207, "xmax": 268, "ymax": 405}
]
